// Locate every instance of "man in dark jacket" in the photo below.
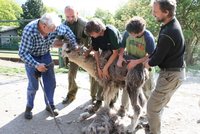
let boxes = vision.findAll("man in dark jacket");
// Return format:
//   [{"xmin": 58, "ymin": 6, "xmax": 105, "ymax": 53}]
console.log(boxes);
[
  {"xmin": 144, "ymin": 0, "xmax": 186, "ymax": 133},
  {"xmin": 62, "ymin": 6, "xmax": 102, "ymax": 105}
]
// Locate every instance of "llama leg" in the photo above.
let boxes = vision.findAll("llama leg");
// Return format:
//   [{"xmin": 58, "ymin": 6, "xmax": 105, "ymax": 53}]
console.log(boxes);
[
  {"xmin": 103, "ymin": 86, "xmax": 112, "ymax": 108},
  {"xmin": 103, "ymin": 84, "xmax": 119, "ymax": 108},
  {"xmin": 138, "ymin": 89, "xmax": 147, "ymax": 107},
  {"xmin": 127, "ymin": 86, "xmax": 142, "ymax": 133}
]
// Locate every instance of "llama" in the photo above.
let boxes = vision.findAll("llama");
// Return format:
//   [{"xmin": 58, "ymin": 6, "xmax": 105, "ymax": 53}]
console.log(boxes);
[{"xmin": 60, "ymin": 36, "xmax": 149, "ymax": 133}]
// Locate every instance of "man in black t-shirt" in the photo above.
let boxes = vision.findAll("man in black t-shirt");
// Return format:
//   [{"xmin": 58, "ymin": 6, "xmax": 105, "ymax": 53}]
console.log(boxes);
[
  {"xmin": 85, "ymin": 18, "xmax": 121, "ymax": 108},
  {"xmin": 85, "ymin": 18, "xmax": 121, "ymax": 79}
]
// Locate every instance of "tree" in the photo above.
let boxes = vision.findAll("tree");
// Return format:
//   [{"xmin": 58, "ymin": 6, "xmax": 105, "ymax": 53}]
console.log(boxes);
[
  {"xmin": 114, "ymin": 0, "xmax": 200, "ymax": 66},
  {"xmin": 20, "ymin": 0, "xmax": 46, "ymax": 30},
  {"xmin": 114, "ymin": 0, "xmax": 159, "ymax": 34},
  {"xmin": 0, "ymin": 0, "xmax": 22, "ymax": 26},
  {"xmin": 176, "ymin": 0, "xmax": 200, "ymax": 65},
  {"xmin": 93, "ymin": 8, "xmax": 115, "ymax": 25}
]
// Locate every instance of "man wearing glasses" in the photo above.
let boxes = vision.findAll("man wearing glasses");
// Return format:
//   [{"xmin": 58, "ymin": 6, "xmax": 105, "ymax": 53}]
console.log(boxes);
[{"xmin": 19, "ymin": 12, "xmax": 77, "ymax": 119}]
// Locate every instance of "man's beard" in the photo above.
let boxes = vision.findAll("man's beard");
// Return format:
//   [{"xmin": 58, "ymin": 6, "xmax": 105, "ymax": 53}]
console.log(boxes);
[
  {"xmin": 156, "ymin": 17, "xmax": 166, "ymax": 23},
  {"xmin": 67, "ymin": 18, "xmax": 78, "ymax": 24},
  {"xmin": 68, "ymin": 20, "xmax": 75, "ymax": 24}
]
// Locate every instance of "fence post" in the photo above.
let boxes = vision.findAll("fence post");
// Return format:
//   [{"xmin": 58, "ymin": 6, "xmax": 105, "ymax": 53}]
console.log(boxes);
[{"xmin": 58, "ymin": 48, "xmax": 64, "ymax": 68}]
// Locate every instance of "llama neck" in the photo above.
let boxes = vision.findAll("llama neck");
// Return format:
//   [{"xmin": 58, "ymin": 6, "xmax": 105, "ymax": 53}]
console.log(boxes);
[{"xmin": 67, "ymin": 51, "xmax": 97, "ymax": 79}]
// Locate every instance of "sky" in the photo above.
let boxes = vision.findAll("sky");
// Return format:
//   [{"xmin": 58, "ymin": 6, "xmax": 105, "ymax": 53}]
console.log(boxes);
[{"xmin": 15, "ymin": 0, "xmax": 128, "ymax": 16}]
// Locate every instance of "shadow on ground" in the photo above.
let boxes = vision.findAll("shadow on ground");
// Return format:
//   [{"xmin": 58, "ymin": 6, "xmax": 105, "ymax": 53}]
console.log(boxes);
[{"xmin": 0, "ymin": 100, "xmax": 95, "ymax": 134}]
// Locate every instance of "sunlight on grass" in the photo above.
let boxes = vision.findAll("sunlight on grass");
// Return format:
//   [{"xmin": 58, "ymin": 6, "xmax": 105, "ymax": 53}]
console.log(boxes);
[
  {"xmin": 0, "ymin": 50, "xmax": 59, "ymax": 59},
  {"xmin": 0, "ymin": 66, "xmax": 25, "ymax": 75},
  {"xmin": 0, "ymin": 66, "xmax": 69, "ymax": 75}
]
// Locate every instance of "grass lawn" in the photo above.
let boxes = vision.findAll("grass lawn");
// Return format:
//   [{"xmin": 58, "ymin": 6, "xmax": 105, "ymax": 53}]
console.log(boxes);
[
  {"xmin": 0, "ymin": 65, "xmax": 69, "ymax": 75},
  {"xmin": 0, "ymin": 49, "xmax": 59, "ymax": 60}
]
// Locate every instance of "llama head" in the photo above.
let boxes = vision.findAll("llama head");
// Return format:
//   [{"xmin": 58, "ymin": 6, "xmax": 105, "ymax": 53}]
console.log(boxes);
[
  {"xmin": 55, "ymin": 35, "xmax": 73, "ymax": 53},
  {"xmin": 56, "ymin": 35, "xmax": 88, "ymax": 58}
]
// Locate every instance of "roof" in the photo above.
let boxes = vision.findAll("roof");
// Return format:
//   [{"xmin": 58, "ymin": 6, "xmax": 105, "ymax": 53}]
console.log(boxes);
[{"xmin": 0, "ymin": 26, "xmax": 19, "ymax": 33}]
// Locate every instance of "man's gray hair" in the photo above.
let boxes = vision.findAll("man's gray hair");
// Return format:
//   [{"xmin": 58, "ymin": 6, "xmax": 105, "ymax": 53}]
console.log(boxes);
[{"xmin": 40, "ymin": 12, "xmax": 61, "ymax": 28}]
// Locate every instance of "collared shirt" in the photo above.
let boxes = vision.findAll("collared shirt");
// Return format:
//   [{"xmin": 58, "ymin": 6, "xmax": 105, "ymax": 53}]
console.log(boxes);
[{"xmin": 19, "ymin": 19, "xmax": 76, "ymax": 67}]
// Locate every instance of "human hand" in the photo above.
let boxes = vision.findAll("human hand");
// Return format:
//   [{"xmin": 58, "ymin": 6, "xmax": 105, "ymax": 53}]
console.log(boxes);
[
  {"xmin": 127, "ymin": 60, "xmax": 140, "ymax": 70},
  {"xmin": 97, "ymin": 68, "xmax": 103, "ymax": 79},
  {"xmin": 144, "ymin": 60, "xmax": 150, "ymax": 69},
  {"xmin": 102, "ymin": 68, "xmax": 110, "ymax": 79},
  {"xmin": 36, "ymin": 63, "xmax": 47, "ymax": 72},
  {"xmin": 53, "ymin": 39, "xmax": 64, "ymax": 48},
  {"xmin": 117, "ymin": 56, "xmax": 126, "ymax": 67}
]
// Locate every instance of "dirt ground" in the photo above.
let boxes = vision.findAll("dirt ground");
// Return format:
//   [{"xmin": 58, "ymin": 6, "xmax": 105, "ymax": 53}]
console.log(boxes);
[{"xmin": 0, "ymin": 59, "xmax": 200, "ymax": 134}]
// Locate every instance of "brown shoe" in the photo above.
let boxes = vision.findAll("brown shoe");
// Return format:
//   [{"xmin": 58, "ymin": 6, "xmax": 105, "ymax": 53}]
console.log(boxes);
[
  {"xmin": 117, "ymin": 106, "xmax": 125, "ymax": 117},
  {"xmin": 62, "ymin": 97, "xmax": 74, "ymax": 104}
]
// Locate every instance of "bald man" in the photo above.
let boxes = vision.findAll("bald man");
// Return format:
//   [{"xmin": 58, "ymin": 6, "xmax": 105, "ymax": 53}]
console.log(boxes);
[{"xmin": 62, "ymin": 6, "xmax": 103, "ymax": 107}]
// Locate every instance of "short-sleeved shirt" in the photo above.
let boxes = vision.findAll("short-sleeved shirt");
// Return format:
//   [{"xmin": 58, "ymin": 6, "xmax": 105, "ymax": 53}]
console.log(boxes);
[
  {"xmin": 121, "ymin": 30, "xmax": 155, "ymax": 59},
  {"xmin": 19, "ymin": 19, "xmax": 76, "ymax": 67},
  {"xmin": 92, "ymin": 25, "xmax": 121, "ymax": 51}
]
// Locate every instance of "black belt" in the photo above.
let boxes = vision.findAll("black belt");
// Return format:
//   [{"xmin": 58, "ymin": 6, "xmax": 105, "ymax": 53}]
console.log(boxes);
[{"xmin": 161, "ymin": 67, "xmax": 184, "ymax": 71}]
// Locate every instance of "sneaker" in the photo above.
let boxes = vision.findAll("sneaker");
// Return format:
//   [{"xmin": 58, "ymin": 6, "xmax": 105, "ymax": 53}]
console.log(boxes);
[
  {"xmin": 117, "ymin": 106, "xmax": 125, "ymax": 117},
  {"xmin": 46, "ymin": 105, "xmax": 59, "ymax": 116},
  {"xmin": 62, "ymin": 97, "xmax": 74, "ymax": 104},
  {"xmin": 24, "ymin": 106, "xmax": 33, "ymax": 119}
]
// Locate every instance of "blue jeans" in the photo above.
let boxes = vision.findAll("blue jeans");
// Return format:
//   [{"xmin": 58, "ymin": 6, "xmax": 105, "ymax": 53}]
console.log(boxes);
[{"xmin": 25, "ymin": 52, "xmax": 56, "ymax": 109}]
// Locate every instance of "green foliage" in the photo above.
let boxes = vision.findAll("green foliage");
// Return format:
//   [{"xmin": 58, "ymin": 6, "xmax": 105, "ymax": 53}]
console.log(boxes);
[
  {"xmin": 113, "ymin": 0, "xmax": 200, "ymax": 65},
  {"xmin": 0, "ymin": 0, "xmax": 22, "ymax": 26},
  {"xmin": 93, "ymin": 8, "xmax": 115, "ymax": 25},
  {"xmin": 176, "ymin": 0, "xmax": 200, "ymax": 65},
  {"xmin": 177, "ymin": 0, "xmax": 200, "ymax": 39},
  {"xmin": 114, "ymin": 0, "xmax": 160, "ymax": 34},
  {"xmin": 44, "ymin": 6, "xmax": 58, "ymax": 13},
  {"xmin": 20, "ymin": 0, "xmax": 46, "ymax": 30}
]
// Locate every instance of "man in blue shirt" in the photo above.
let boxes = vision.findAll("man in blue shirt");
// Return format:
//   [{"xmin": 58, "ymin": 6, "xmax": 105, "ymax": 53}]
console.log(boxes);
[{"xmin": 19, "ymin": 12, "xmax": 77, "ymax": 119}]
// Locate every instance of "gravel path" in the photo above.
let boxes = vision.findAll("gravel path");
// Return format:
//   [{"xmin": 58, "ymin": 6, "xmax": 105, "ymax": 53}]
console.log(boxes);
[{"xmin": 0, "ymin": 60, "xmax": 200, "ymax": 134}]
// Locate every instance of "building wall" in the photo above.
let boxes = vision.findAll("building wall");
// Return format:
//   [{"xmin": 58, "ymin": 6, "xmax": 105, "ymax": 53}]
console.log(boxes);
[{"xmin": 0, "ymin": 30, "xmax": 18, "ymax": 44}]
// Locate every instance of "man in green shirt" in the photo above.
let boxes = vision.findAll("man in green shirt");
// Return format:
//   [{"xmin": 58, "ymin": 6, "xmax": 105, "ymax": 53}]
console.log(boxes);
[
  {"xmin": 117, "ymin": 16, "xmax": 156, "ymax": 117},
  {"xmin": 62, "ymin": 6, "xmax": 102, "ymax": 104}
]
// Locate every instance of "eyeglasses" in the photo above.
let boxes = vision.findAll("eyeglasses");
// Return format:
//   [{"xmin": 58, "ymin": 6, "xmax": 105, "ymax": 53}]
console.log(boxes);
[
  {"xmin": 43, "ymin": 23, "xmax": 56, "ymax": 33},
  {"xmin": 129, "ymin": 31, "xmax": 144, "ymax": 38}
]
